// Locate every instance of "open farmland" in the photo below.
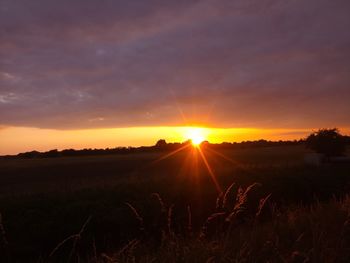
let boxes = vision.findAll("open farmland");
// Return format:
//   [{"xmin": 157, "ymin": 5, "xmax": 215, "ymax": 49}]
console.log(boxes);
[{"xmin": 1, "ymin": 145, "xmax": 350, "ymax": 262}]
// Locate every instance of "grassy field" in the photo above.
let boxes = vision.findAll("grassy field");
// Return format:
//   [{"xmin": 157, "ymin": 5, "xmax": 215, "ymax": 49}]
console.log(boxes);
[
  {"xmin": 1, "ymin": 145, "xmax": 350, "ymax": 262},
  {"xmin": 0, "ymin": 145, "xmax": 306, "ymax": 196}
]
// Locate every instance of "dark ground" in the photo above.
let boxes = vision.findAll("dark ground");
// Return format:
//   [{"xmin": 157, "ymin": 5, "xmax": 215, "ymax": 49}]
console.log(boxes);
[{"xmin": 0, "ymin": 145, "xmax": 350, "ymax": 262}]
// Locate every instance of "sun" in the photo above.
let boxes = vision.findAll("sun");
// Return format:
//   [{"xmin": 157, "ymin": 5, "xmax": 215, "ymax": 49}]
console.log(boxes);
[{"xmin": 184, "ymin": 127, "xmax": 207, "ymax": 147}]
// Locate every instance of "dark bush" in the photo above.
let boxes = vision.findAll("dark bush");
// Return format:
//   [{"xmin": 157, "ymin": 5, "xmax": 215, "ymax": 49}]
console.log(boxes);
[{"xmin": 305, "ymin": 128, "xmax": 346, "ymax": 157}]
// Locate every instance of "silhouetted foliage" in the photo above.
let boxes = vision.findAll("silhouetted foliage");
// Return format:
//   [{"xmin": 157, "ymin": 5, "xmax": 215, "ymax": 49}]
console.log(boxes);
[
  {"xmin": 305, "ymin": 128, "xmax": 346, "ymax": 157},
  {"xmin": 45, "ymin": 149, "xmax": 59, "ymax": 158},
  {"xmin": 155, "ymin": 139, "xmax": 167, "ymax": 148},
  {"xmin": 17, "ymin": 150, "xmax": 40, "ymax": 158}
]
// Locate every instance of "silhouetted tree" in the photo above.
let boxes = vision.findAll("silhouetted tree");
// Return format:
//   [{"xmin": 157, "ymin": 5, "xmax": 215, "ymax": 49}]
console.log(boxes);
[
  {"xmin": 155, "ymin": 139, "xmax": 167, "ymax": 147},
  {"xmin": 44, "ymin": 149, "xmax": 59, "ymax": 158},
  {"xmin": 17, "ymin": 150, "xmax": 40, "ymax": 158},
  {"xmin": 305, "ymin": 128, "xmax": 346, "ymax": 158}
]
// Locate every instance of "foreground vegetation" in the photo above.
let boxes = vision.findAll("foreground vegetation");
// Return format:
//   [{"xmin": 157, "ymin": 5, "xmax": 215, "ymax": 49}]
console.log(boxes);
[
  {"xmin": 0, "ymin": 145, "xmax": 350, "ymax": 262},
  {"xmin": 102, "ymin": 195, "xmax": 350, "ymax": 263}
]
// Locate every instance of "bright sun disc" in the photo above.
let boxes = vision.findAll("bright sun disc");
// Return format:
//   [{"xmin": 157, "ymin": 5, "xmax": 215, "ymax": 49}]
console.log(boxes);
[{"xmin": 185, "ymin": 127, "xmax": 206, "ymax": 147}]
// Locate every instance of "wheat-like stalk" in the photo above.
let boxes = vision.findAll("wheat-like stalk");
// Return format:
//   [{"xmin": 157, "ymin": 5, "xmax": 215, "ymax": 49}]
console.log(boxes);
[
  {"xmin": 200, "ymin": 212, "xmax": 226, "ymax": 238},
  {"xmin": 222, "ymin": 182, "xmax": 237, "ymax": 210},
  {"xmin": 49, "ymin": 234, "xmax": 79, "ymax": 258},
  {"xmin": 117, "ymin": 238, "xmax": 139, "ymax": 256},
  {"xmin": 255, "ymin": 193, "xmax": 272, "ymax": 221},
  {"xmin": 216, "ymin": 192, "xmax": 224, "ymax": 211},
  {"xmin": 125, "ymin": 202, "xmax": 144, "ymax": 232},
  {"xmin": 49, "ymin": 215, "xmax": 91, "ymax": 261},
  {"xmin": 226, "ymin": 183, "xmax": 262, "ymax": 223},
  {"xmin": 151, "ymin": 193, "xmax": 166, "ymax": 214}
]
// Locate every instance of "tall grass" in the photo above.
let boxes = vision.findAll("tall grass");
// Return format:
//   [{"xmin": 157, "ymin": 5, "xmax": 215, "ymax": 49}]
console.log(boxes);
[
  {"xmin": 1, "ymin": 183, "xmax": 350, "ymax": 262},
  {"xmin": 98, "ymin": 184, "xmax": 350, "ymax": 263}
]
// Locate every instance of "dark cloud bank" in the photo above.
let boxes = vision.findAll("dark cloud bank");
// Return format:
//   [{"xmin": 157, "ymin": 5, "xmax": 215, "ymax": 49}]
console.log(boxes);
[{"xmin": 1, "ymin": 0, "xmax": 350, "ymax": 129}]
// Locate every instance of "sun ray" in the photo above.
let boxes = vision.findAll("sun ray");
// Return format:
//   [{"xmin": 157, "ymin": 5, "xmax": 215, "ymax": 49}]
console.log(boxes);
[
  {"xmin": 197, "ymin": 147, "xmax": 222, "ymax": 194},
  {"xmin": 202, "ymin": 97, "xmax": 218, "ymax": 124},
  {"xmin": 168, "ymin": 88, "xmax": 188, "ymax": 123},
  {"xmin": 150, "ymin": 143, "xmax": 191, "ymax": 165},
  {"xmin": 205, "ymin": 147, "xmax": 242, "ymax": 166},
  {"xmin": 176, "ymin": 146, "xmax": 195, "ymax": 180}
]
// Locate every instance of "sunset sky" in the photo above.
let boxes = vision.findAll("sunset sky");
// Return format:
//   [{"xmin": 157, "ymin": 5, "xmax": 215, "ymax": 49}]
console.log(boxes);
[{"xmin": 1, "ymin": 0, "xmax": 350, "ymax": 155}]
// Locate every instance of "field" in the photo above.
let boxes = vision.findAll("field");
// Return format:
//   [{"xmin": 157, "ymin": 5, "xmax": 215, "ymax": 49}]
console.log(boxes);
[{"xmin": 1, "ymin": 145, "xmax": 350, "ymax": 262}]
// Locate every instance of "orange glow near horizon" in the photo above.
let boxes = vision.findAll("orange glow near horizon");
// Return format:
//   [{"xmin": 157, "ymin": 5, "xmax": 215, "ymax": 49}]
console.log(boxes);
[{"xmin": 1, "ymin": 125, "xmax": 348, "ymax": 155}]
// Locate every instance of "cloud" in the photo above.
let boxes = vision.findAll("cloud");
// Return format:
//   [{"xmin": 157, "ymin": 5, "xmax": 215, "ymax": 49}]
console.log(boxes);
[{"xmin": 0, "ymin": 0, "xmax": 350, "ymax": 129}]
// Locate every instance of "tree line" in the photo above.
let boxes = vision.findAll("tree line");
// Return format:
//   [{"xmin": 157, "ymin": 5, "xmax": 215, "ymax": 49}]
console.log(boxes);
[{"xmin": 1, "ymin": 128, "xmax": 349, "ymax": 159}]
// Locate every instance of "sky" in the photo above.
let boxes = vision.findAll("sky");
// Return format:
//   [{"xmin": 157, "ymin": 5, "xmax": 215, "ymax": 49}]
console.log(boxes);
[{"xmin": 1, "ymin": 0, "xmax": 350, "ymax": 154}]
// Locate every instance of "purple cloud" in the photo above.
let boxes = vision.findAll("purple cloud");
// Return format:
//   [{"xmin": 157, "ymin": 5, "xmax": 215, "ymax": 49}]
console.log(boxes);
[{"xmin": 0, "ymin": 0, "xmax": 350, "ymax": 129}]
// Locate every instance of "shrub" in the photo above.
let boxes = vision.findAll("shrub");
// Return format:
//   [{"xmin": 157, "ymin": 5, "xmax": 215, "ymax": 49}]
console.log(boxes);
[{"xmin": 305, "ymin": 128, "xmax": 346, "ymax": 157}]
